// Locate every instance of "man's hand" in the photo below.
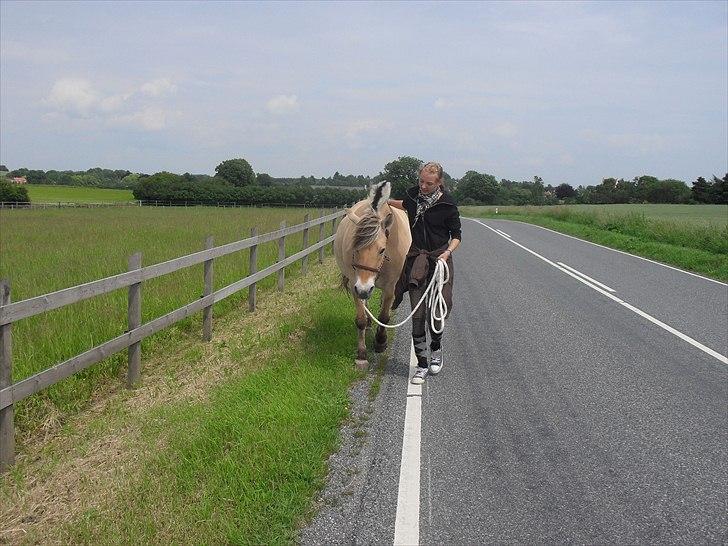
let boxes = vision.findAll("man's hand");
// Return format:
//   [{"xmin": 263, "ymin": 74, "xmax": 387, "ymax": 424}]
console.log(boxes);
[{"xmin": 437, "ymin": 250, "xmax": 451, "ymax": 262}]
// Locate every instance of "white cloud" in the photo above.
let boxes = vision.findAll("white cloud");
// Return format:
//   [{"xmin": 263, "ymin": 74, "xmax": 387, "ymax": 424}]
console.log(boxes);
[
  {"xmin": 43, "ymin": 77, "xmax": 178, "ymax": 130},
  {"xmin": 266, "ymin": 94, "xmax": 299, "ymax": 114},
  {"xmin": 45, "ymin": 78, "xmax": 99, "ymax": 114},
  {"xmin": 110, "ymin": 107, "xmax": 168, "ymax": 131},
  {"xmin": 434, "ymin": 97, "xmax": 454, "ymax": 109},
  {"xmin": 140, "ymin": 78, "xmax": 178, "ymax": 97}
]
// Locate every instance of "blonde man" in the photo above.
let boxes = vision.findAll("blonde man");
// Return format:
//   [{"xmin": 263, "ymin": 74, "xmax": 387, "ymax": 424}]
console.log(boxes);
[{"xmin": 388, "ymin": 162, "xmax": 461, "ymax": 384}]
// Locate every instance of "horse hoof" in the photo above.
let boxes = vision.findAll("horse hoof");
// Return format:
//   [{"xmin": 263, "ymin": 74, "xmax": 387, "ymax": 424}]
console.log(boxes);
[
  {"xmin": 355, "ymin": 359, "xmax": 369, "ymax": 371},
  {"xmin": 374, "ymin": 342, "xmax": 387, "ymax": 353}
]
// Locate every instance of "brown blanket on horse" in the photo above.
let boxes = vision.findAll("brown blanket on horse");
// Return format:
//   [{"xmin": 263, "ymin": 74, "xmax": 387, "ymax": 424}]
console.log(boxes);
[{"xmin": 392, "ymin": 243, "xmax": 454, "ymax": 317}]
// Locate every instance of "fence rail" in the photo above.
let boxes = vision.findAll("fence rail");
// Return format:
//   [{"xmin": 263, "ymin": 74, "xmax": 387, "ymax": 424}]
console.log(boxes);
[{"xmin": 0, "ymin": 209, "xmax": 346, "ymax": 471}]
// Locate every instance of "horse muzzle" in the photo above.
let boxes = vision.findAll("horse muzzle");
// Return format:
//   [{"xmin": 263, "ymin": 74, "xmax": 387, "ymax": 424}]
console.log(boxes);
[{"xmin": 354, "ymin": 282, "xmax": 375, "ymax": 300}]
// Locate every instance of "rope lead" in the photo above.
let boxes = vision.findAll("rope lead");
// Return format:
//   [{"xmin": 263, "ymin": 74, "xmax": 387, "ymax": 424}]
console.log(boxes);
[{"xmin": 362, "ymin": 259, "xmax": 449, "ymax": 333}]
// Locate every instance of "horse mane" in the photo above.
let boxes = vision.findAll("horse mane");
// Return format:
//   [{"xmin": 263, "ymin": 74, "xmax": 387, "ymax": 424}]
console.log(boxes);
[{"xmin": 352, "ymin": 210, "xmax": 382, "ymax": 251}]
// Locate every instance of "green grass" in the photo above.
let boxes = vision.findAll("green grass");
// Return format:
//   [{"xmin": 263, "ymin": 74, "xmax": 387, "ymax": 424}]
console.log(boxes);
[
  {"xmin": 509, "ymin": 204, "xmax": 727, "ymax": 226},
  {"xmin": 23, "ymin": 184, "xmax": 135, "ymax": 203},
  {"xmin": 0, "ymin": 206, "xmax": 337, "ymax": 436},
  {"xmin": 462, "ymin": 204, "xmax": 728, "ymax": 281},
  {"xmin": 2, "ymin": 261, "xmax": 376, "ymax": 544},
  {"xmin": 63, "ymin": 283, "xmax": 360, "ymax": 544}
]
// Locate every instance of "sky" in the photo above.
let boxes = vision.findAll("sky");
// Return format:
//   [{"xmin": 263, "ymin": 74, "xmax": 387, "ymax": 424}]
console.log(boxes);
[{"xmin": 0, "ymin": 1, "xmax": 726, "ymax": 186}]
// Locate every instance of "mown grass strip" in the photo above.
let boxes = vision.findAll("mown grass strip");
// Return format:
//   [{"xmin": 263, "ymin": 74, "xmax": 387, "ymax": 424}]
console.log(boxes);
[
  {"xmin": 56, "ymin": 274, "xmax": 362, "ymax": 544},
  {"xmin": 1, "ymin": 259, "xmax": 373, "ymax": 544},
  {"xmin": 466, "ymin": 211, "xmax": 728, "ymax": 282}
]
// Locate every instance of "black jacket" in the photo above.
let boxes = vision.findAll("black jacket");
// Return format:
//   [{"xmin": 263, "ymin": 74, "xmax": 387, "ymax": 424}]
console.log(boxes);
[
  {"xmin": 402, "ymin": 186, "xmax": 462, "ymax": 251},
  {"xmin": 391, "ymin": 186, "xmax": 461, "ymax": 313}
]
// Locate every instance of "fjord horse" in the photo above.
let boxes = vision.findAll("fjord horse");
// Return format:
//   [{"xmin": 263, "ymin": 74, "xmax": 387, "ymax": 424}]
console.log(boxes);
[{"xmin": 334, "ymin": 181, "xmax": 411, "ymax": 369}]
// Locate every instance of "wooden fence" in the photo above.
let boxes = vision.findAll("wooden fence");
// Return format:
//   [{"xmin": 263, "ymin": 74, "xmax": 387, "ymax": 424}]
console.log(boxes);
[{"xmin": 0, "ymin": 209, "xmax": 345, "ymax": 471}]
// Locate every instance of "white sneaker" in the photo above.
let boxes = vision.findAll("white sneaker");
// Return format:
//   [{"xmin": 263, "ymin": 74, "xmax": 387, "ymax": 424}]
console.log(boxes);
[
  {"xmin": 411, "ymin": 367, "xmax": 428, "ymax": 384},
  {"xmin": 429, "ymin": 349, "xmax": 443, "ymax": 375}
]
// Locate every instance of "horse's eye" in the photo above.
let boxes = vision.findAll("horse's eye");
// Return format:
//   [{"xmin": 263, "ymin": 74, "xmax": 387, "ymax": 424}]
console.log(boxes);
[{"xmin": 379, "ymin": 248, "xmax": 385, "ymax": 254}]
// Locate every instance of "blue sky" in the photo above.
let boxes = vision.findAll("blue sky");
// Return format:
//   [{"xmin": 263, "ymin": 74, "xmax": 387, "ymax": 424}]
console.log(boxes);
[{"xmin": 1, "ymin": 1, "xmax": 726, "ymax": 186}]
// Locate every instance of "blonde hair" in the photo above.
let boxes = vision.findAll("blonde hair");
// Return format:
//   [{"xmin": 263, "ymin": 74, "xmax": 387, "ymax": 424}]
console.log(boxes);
[{"xmin": 418, "ymin": 161, "xmax": 445, "ymax": 188}]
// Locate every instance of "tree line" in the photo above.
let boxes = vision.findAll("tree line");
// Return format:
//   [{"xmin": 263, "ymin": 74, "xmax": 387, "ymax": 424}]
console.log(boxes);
[
  {"xmin": 132, "ymin": 170, "xmax": 366, "ymax": 207},
  {"xmin": 2, "ymin": 158, "xmax": 726, "ymax": 206}
]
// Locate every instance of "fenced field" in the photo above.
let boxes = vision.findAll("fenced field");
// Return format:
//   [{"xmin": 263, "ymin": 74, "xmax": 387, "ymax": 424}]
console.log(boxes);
[
  {"xmin": 24, "ymin": 184, "xmax": 135, "ymax": 203},
  {"xmin": 0, "ymin": 206, "xmax": 338, "ymax": 441}
]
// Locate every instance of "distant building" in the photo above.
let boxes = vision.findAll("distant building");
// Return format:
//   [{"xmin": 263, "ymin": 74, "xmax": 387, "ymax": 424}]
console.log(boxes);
[{"xmin": 11, "ymin": 177, "xmax": 27, "ymax": 184}]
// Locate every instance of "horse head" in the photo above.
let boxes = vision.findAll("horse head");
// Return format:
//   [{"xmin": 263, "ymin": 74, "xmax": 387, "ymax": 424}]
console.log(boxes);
[{"xmin": 351, "ymin": 180, "xmax": 394, "ymax": 300}]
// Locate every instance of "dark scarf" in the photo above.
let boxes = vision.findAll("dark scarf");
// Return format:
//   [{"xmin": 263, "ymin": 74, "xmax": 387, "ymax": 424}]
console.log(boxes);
[{"xmin": 412, "ymin": 187, "xmax": 442, "ymax": 227}]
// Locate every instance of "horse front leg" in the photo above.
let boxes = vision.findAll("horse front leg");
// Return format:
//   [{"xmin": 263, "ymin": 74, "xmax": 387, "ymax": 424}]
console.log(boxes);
[
  {"xmin": 354, "ymin": 296, "xmax": 369, "ymax": 370},
  {"xmin": 374, "ymin": 290, "xmax": 394, "ymax": 353}
]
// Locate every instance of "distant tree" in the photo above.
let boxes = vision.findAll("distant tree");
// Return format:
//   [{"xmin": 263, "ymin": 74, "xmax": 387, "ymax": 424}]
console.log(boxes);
[
  {"xmin": 214, "ymin": 158, "xmax": 256, "ymax": 187},
  {"xmin": 0, "ymin": 181, "xmax": 30, "ymax": 203},
  {"xmin": 691, "ymin": 177, "xmax": 712, "ymax": 203},
  {"xmin": 257, "ymin": 173, "xmax": 274, "ymax": 187},
  {"xmin": 0, "ymin": 165, "xmax": 7, "ymax": 172},
  {"xmin": 555, "ymin": 183, "xmax": 576, "ymax": 200},
  {"xmin": 381, "ymin": 156, "xmax": 423, "ymax": 198},
  {"xmin": 456, "ymin": 171, "xmax": 499, "ymax": 204},
  {"xmin": 711, "ymin": 174, "xmax": 728, "ymax": 204},
  {"xmin": 530, "ymin": 175, "xmax": 545, "ymax": 205}
]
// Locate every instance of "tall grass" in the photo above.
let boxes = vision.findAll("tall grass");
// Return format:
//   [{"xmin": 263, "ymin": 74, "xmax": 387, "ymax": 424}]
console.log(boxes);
[
  {"xmin": 0, "ymin": 206, "xmax": 336, "ymax": 435},
  {"xmin": 462, "ymin": 204, "xmax": 728, "ymax": 280}
]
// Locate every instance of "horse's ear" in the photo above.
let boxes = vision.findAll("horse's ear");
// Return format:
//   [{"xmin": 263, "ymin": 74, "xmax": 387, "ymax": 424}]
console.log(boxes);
[
  {"xmin": 345, "ymin": 207, "xmax": 361, "ymax": 224},
  {"xmin": 382, "ymin": 212, "xmax": 394, "ymax": 236},
  {"xmin": 369, "ymin": 180, "xmax": 391, "ymax": 212}
]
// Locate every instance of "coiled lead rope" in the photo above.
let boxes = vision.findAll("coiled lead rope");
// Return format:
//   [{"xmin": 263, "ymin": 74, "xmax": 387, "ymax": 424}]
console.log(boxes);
[{"xmin": 362, "ymin": 259, "xmax": 449, "ymax": 333}]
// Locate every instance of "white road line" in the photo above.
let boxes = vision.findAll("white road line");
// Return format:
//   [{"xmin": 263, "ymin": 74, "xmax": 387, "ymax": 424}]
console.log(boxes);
[
  {"xmin": 557, "ymin": 262, "xmax": 616, "ymax": 293},
  {"xmin": 473, "ymin": 219, "xmax": 728, "ymax": 365},
  {"xmin": 495, "ymin": 228, "xmax": 511, "ymax": 238},
  {"xmin": 394, "ymin": 341, "xmax": 422, "ymax": 545},
  {"xmin": 486, "ymin": 218, "xmax": 727, "ymax": 287}
]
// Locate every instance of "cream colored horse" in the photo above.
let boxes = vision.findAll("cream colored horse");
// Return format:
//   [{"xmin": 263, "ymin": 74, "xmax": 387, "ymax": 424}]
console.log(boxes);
[{"xmin": 334, "ymin": 181, "xmax": 411, "ymax": 369}]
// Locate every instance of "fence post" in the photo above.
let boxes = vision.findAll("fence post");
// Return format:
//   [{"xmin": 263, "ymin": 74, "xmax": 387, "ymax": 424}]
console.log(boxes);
[
  {"xmin": 318, "ymin": 210, "xmax": 325, "ymax": 264},
  {"xmin": 249, "ymin": 227, "xmax": 258, "ymax": 312},
  {"xmin": 0, "ymin": 280, "xmax": 14, "ymax": 472},
  {"xmin": 278, "ymin": 220, "xmax": 286, "ymax": 291},
  {"xmin": 302, "ymin": 213, "xmax": 310, "ymax": 275},
  {"xmin": 203, "ymin": 236, "xmax": 214, "ymax": 341},
  {"xmin": 331, "ymin": 214, "xmax": 337, "ymax": 252},
  {"xmin": 127, "ymin": 253, "xmax": 142, "ymax": 388}
]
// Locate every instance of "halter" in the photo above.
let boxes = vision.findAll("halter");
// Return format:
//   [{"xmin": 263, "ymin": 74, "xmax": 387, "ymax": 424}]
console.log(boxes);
[
  {"xmin": 352, "ymin": 252, "xmax": 390, "ymax": 274},
  {"xmin": 351, "ymin": 227, "xmax": 390, "ymax": 275}
]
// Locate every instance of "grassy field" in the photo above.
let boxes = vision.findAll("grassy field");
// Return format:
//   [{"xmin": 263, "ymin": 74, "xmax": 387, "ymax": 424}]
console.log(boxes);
[
  {"xmin": 1, "ymin": 259, "xmax": 371, "ymax": 543},
  {"xmin": 23, "ymin": 184, "xmax": 135, "ymax": 203},
  {"xmin": 0, "ymin": 205, "xmax": 337, "ymax": 437},
  {"xmin": 468, "ymin": 203, "xmax": 728, "ymax": 226},
  {"xmin": 461, "ymin": 204, "xmax": 728, "ymax": 281}
]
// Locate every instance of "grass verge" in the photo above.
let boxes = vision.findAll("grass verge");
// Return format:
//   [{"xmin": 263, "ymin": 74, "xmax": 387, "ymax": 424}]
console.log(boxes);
[
  {"xmin": 1, "ymin": 258, "xmax": 372, "ymax": 545},
  {"xmin": 463, "ymin": 207, "xmax": 728, "ymax": 282}
]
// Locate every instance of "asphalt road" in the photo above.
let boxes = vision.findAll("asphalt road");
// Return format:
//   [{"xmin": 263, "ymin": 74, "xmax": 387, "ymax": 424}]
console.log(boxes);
[{"xmin": 301, "ymin": 218, "xmax": 728, "ymax": 545}]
